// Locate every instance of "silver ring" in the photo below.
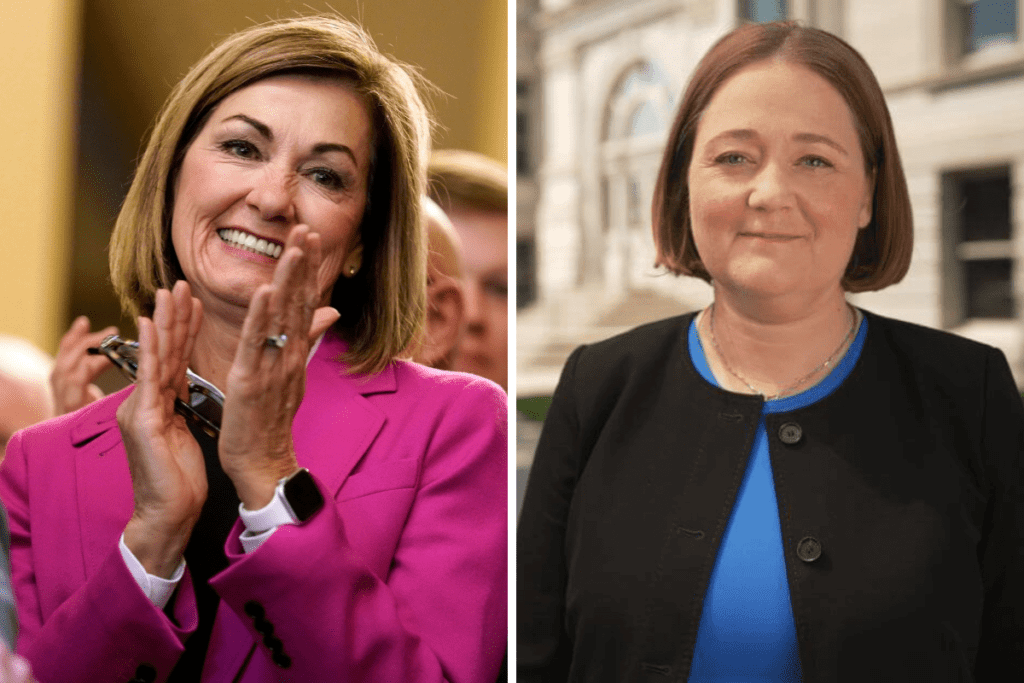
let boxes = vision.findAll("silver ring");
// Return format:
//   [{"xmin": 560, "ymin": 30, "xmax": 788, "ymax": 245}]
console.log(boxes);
[{"xmin": 265, "ymin": 334, "xmax": 288, "ymax": 349}]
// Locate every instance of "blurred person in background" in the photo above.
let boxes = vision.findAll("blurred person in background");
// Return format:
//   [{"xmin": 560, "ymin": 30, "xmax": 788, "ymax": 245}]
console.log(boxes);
[
  {"xmin": 428, "ymin": 150, "xmax": 508, "ymax": 391},
  {"xmin": 0, "ymin": 15, "xmax": 506, "ymax": 683},
  {"xmin": 0, "ymin": 507, "xmax": 16, "ymax": 657},
  {"xmin": 1, "ymin": 319, "xmax": 120, "ymax": 440},
  {"xmin": 0, "ymin": 508, "xmax": 35, "ymax": 683},
  {"xmin": 518, "ymin": 21, "xmax": 1024, "ymax": 682},
  {"xmin": 0, "ymin": 337, "xmax": 54, "ymax": 461},
  {"xmin": 408, "ymin": 196, "xmax": 465, "ymax": 370}
]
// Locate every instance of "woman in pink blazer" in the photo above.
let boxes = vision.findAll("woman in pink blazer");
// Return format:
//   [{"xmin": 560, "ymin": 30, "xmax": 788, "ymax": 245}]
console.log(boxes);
[{"xmin": 0, "ymin": 15, "xmax": 506, "ymax": 683}]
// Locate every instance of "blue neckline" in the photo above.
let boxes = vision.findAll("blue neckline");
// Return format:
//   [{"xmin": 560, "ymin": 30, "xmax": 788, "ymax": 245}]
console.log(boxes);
[{"xmin": 688, "ymin": 311, "xmax": 868, "ymax": 413}]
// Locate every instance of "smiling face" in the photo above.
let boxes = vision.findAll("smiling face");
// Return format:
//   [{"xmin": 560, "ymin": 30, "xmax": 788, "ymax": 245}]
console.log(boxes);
[
  {"xmin": 171, "ymin": 74, "xmax": 372, "ymax": 315},
  {"xmin": 687, "ymin": 59, "xmax": 873, "ymax": 302}
]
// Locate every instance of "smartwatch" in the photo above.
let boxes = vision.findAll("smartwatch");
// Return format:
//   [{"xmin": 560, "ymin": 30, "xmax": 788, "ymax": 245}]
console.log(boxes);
[{"xmin": 279, "ymin": 468, "xmax": 325, "ymax": 523}]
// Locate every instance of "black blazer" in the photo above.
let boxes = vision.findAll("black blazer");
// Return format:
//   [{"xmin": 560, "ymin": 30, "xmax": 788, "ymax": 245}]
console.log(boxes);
[{"xmin": 517, "ymin": 310, "xmax": 1024, "ymax": 682}]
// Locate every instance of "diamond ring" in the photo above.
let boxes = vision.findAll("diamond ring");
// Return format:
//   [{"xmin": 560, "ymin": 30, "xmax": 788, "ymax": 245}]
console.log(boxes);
[{"xmin": 265, "ymin": 334, "xmax": 288, "ymax": 349}]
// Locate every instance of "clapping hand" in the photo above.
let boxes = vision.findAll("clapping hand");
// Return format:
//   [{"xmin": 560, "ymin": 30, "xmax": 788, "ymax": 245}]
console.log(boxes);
[
  {"xmin": 118, "ymin": 281, "xmax": 206, "ymax": 578},
  {"xmin": 218, "ymin": 225, "xmax": 339, "ymax": 510},
  {"xmin": 51, "ymin": 317, "xmax": 118, "ymax": 415}
]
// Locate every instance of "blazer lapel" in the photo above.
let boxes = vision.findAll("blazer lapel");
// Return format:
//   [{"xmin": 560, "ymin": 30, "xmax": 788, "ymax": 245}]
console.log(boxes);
[
  {"xmin": 71, "ymin": 390, "xmax": 137, "ymax": 580},
  {"xmin": 220, "ymin": 333, "xmax": 395, "ymax": 681},
  {"xmin": 291, "ymin": 333, "xmax": 394, "ymax": 497}
]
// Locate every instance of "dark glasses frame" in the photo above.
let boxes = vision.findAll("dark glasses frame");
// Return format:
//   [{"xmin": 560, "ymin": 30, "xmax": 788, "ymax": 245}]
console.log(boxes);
[{"xmin": 88, "ymin": 334, "xmax": 224, "ymax": 438}]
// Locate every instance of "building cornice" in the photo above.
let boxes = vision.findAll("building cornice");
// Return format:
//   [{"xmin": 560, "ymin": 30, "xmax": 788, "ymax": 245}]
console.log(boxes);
[
  {"xmin": 884, "ymin": 54, "xmax": 1024, "ymax": 95},
  {"xmin": 538, "ymin": 0, "xmax": 697, "ymax": 68}
]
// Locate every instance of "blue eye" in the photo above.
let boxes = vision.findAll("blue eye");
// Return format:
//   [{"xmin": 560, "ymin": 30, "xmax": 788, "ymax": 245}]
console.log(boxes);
[
  {"xmin": 716, "ymin": 153, "xmax": 747, "ymax": 166},
  {"xmin": 801, "ymin": 156, "xmax": 832, "ymax": 169}
]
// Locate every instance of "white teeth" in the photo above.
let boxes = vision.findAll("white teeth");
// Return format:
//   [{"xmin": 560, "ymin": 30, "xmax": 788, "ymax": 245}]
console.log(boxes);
[{"xmin": 217, "ymin": 229, "xmax": 281, "ymax": 259}]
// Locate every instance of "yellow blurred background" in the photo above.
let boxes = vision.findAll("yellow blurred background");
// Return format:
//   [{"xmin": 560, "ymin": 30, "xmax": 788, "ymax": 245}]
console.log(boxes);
[{"xmin": 0, "ymin": 0, "xmax": 507, "ymax": 356}]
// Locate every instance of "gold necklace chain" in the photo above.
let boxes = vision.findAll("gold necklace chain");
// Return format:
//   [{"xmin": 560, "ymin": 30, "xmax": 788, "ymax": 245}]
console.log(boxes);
[{"xmin": 707, "ymin": 302, "xmax": 857, "ymax": 400}]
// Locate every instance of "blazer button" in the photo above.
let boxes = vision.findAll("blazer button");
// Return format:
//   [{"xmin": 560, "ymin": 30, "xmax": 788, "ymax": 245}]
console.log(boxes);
[
  {"xmin": 272, "ymin": 652, "xmax": 293, "ymax": 668},
  {"xmin": 778, "ymin": 422, "xmax": 803, "ymax": 445},
  {"xmin": 128, "ymin": 664, "xmax": 156, "ymax": 683},
  {"xmin": 797, "ymin": 536, "xmax": 822, "ymax": 563},
  {"xmin": 244, "ymin": 601, "xmax": 265, "ymax": 619}
]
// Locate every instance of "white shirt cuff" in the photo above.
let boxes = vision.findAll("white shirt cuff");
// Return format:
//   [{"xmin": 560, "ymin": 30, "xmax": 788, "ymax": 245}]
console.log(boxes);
[
  {"xmin": 118, "ymin": 533, "xmax": 184, "ymax": 609},
  {"xmin": 233, "ymin": 340, "xmax": 321, "ymax": 554},
  {"xmin": 238, "ymin": 488, "xmax": 296, "ymax": 553}
]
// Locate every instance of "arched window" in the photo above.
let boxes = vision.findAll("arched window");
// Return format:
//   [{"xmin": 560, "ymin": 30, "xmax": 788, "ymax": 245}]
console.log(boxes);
[{"xmin": 599, "ymin": 61, "xmax": 672, "ymax": 291}]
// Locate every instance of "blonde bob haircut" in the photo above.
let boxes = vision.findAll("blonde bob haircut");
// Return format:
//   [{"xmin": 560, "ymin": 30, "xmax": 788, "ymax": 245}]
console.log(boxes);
[
  {"xmin": 109, "ymin": 15, "xmax": 432, "ymax": 374},
  {"xmin": 652, "ymin": 21, "xmax": 913, "ymax": 292}
]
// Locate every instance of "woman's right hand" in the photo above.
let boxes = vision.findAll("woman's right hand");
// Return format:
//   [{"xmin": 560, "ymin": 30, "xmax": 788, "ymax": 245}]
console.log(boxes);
[{"xmin": 118, "ymin": 281, "xmax": 206, "ymax": 578}]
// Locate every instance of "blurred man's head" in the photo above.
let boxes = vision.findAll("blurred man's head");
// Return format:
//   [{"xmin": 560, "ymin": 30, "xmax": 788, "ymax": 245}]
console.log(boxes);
[
  {"xmin": 0, "ymin": 336, "xmax": 54, "ymax": 461},
  {"xmin": 428, "ymin": 150, "xmax": 508, "ymax": 390},
  {"xmin": 410, "ymin": 197, "xmax": 465, "ymax": 370}
]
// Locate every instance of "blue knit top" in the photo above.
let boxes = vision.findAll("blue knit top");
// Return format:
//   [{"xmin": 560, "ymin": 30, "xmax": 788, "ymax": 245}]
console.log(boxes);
[{"xmin": 685, "ymin": 313, "xmax": 868, "ymax": 682}]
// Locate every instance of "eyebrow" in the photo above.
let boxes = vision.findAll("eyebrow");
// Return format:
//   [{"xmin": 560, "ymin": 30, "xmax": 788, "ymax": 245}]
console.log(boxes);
[
  {"xmin": 793, "ymin": 132, "xmax": 849, "ymax": 157},
  {"xmin": 707, "ymin": 128, "xmax": 849, "ymax": 157},
  {"xmin": 223, "ymin": 114, "xmax": 359, "ymax": 166}
]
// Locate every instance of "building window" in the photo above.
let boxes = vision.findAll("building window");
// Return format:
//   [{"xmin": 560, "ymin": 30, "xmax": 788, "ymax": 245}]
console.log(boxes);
[
  {"xmin": 943, "ymin": 167, "xmax": 1015, "ymax": 323},
  {"xmin": 740, "ymin": 0, "xmax": 788, "ymax": 22},
  {"xmin": 517, "ymin": 80, "xmax": 531, "ymax": 176},
  {"xmin": 599, "ymin": 61, "xmax": 671, "ymax": 288},
  {"xmin": 960, "ymin": 0, "xmax": 1018, "ymax": 53},
  {"xmin": 517, "ymin": 237, "xmax": 538, "ymax": 309}
]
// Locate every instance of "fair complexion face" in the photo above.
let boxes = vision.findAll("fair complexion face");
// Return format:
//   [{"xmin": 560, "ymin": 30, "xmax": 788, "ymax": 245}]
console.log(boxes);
[
  {"xmin": 171, "ymin": 74, "xmax": 371, "ymax": 323},
  {"xmin": 687, "ymin": 59, "xmax": 873, "ymax": 309},
  {"xmin": 449, "ymin": 208, "xmax": 508, "ymax": 390}
]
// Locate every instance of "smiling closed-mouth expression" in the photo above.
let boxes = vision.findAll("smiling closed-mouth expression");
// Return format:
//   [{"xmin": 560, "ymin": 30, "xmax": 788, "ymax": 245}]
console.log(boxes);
[
  {"xmin": 739, "ymin": 231, "xmax": 803, "ymax": 242},
  {"xmin": 217, "ymin": 228, "xmax": 284, "ymax": 260}
]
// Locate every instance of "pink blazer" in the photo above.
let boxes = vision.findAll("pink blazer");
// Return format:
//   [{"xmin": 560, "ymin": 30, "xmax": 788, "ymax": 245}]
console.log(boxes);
[{"xmin": 0, "ymin": 332, "xmax": 507, "ymax": 683}]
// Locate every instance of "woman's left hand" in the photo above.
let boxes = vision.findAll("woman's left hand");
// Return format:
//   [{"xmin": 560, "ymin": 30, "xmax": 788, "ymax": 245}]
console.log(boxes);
[{"xmin": 218, "ymin": 225, "xmax": 340, "ymax": 510}]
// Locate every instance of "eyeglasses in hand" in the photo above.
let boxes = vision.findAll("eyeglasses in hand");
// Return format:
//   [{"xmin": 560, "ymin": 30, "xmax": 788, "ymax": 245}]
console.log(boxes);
[{"xmin": 88, "ymin": 334, "xmax": 224, "ymax": 438}]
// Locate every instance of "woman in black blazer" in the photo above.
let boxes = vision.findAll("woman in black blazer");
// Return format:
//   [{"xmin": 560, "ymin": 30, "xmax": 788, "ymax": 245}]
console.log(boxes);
[{"xmin": 517, "ymin": 21, "xmax": 1024, "ymax": 682}]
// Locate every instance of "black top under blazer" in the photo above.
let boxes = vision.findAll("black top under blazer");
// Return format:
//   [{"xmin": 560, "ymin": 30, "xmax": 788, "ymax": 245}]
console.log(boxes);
[{"xmin": 517, "ymin": 310, "xmax": 1024, "ymax": 683}]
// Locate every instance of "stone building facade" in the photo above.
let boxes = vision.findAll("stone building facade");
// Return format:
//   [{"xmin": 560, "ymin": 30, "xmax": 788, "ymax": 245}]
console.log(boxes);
[{"xmin": 518, "ymin": 0, "xmax": 1024, "ymax": 394}]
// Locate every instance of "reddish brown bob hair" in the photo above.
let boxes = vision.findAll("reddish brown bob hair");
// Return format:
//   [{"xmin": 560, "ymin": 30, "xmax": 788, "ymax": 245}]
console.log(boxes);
[{"xmin": 652, "ymin": 21, "xmax": 913, "ymax": 292}]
